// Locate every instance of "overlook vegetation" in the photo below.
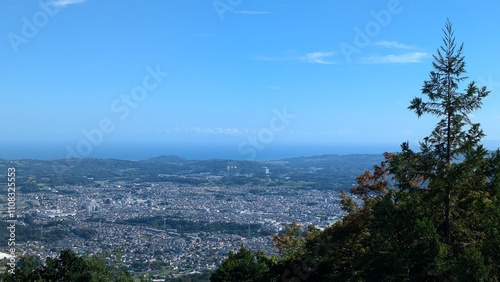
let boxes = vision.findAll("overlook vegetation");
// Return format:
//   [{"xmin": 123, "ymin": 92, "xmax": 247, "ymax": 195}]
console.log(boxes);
[
  {"xmin": 2, "ymin": 19, "xmax": 498, "ymax": 282},
  {"xmin": 210, "ymin": 19, "xmax": 500, "ymax": 281},
  {"xmin": 0, "ymin": 249, "xmax": 133, "ymax": 282}
]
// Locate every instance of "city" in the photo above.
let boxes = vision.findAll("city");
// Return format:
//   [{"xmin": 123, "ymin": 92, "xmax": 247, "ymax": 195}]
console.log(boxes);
[{"xmin": 0, "ymin": 154, "xmax": 372, "ymax": 279}]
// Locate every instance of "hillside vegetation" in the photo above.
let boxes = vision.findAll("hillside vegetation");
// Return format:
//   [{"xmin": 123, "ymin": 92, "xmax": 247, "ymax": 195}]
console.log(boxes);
[{"xmin": 211, "ymin": 19, "xmax": 500, "ymax": 282}]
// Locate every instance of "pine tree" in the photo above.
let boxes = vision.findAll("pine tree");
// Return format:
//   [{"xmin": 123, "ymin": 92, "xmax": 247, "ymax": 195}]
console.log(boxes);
[
  {"xmin": 212, "ymin": 18, "xmax": 499, "ymax": 281},
  {"xmin": 408, "ymin": 18, "xmax": 490, "ymax": 243}
]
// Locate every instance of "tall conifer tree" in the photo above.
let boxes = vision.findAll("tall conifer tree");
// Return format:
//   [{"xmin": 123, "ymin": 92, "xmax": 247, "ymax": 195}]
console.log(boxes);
[{"xmin": 408, "ymin": 19, "xmax": 490, "ymax": 243}]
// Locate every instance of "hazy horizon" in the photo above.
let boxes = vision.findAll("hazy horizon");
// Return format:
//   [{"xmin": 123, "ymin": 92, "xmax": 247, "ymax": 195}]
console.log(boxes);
[
  {"xmin": 0, "ymin": 141, "xmax": 400, "ymax": 161},
  {"xmin": 2, "ymin": 140, "xmax": 500, "ymax": 161},
  {"xmin": 2, "ymin": 1, "xmax": 499, "ymax": 162}
]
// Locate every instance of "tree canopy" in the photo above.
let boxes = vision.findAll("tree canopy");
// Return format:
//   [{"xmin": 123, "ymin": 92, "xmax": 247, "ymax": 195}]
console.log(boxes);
[
  {"xmin": 211, "ymin": 19, "xmax": 500, "ymax": 282},
  {"xmin": 0, "ymin": 249, "xmax": 133, "ymax": 282}
]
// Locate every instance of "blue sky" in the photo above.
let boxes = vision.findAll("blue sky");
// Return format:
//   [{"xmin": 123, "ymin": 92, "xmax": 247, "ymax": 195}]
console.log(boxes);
[{"xmin": 1, "ymin": 0, "xmax": 499, "ymax": 160}]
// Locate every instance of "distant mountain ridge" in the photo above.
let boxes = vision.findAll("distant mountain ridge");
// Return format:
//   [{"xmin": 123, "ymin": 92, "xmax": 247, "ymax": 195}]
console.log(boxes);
[
  {"xmin": 0, "ymin": 153, "xmax": 386, "ymax": 191},
  {"xmin": 141, "ymin": 155, "xmax": 189, "ymax": 165}
]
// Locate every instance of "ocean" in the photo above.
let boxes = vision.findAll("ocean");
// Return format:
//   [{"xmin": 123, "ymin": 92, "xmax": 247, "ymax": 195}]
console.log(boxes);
[{"xmin": 0, "ymin": 141, "xmax": 401, "ymax": 161}]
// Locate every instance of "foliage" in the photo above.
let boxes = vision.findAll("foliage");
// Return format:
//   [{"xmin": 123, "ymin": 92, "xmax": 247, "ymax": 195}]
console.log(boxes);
[
  {"xmin": 0, "ymin": 222, "xmax": 68, "ymax": 246},
  {"xmin": 211, "ymin": 19, "xmax": 500, "ymax": 281},
  {"xmin": 167, "ymin": 270, "xmax": 213, "ymax": 282},
  {"xmin": 209, "ymin": 247, "xmax": 270, "ymax": 282},
  {"xmin": 0, "ymin": 249, "xmax": 133, "ymax": 282},
  {"xmin": 72, "ymin": 227, "xmax": 97, "ymax": 240},
  {"xmin": 408, "ymin": 18, "xmax": 490, "ymax": 244}
]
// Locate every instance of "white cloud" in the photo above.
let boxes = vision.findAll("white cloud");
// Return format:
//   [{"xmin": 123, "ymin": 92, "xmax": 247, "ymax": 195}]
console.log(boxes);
[
  {"xmin": 165, "ymin": 127, "xmax": 241, "ymax": 135},
  {"xmin": 255, "ymin": 55, "xmax": 277, "ymax": 61},
  {"xmin": 300, "ymin": 52, "xmax": 335, "ymax": 64},
  {"xmin": 373, "ymin": 41, "xmax": 415, "ymax": 49},
  {"xmin": 52, "ymin": 0, "xmax": 86, "ymax": 7},
  {"xmin": 257, "ymin": 51, "xmax": 335, "ymax": 64},
  {"xmin": 361, "ymin": 52, "xmax": 429, "ymax": 64},
  {"xmin": 234, "ymin": 10, "xmax": 271, "ymax": 15},
  {"xmin": 188, "ymin": 127, "xmax": 240, "ymax": 135}
]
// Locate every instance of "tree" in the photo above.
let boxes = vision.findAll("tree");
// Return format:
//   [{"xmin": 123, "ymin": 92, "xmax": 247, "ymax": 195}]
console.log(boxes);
[
  {"xmin": 408, "ymin": 18, "xmax": 490, "ymax": 243},
  {"xmin": 0, "ymin": 256, "xmax": 44, "ymax": 282},
  {"xmin": 293, "ymin": 18, "xmax": 497, "ymax": 280},
  {"xmin": 212, "ymin": 18, "xmax": 499, "ymax": 281},
  {"xmin": 210, "ymin": 247, "xmax": 270, "ymax": 282},
  {"xmin": 0, "ymin": 249, "xmax": 133, "ymax": 282},
  {"xmin": 271, "ymin": 221, "xmax": 309, "ymax": 259}
]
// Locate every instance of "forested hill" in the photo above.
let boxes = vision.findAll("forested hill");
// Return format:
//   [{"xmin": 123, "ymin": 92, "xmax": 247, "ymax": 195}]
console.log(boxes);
[{"xmin": 0, "ymin": 153, "xmax": 385, "ymax": 190}]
